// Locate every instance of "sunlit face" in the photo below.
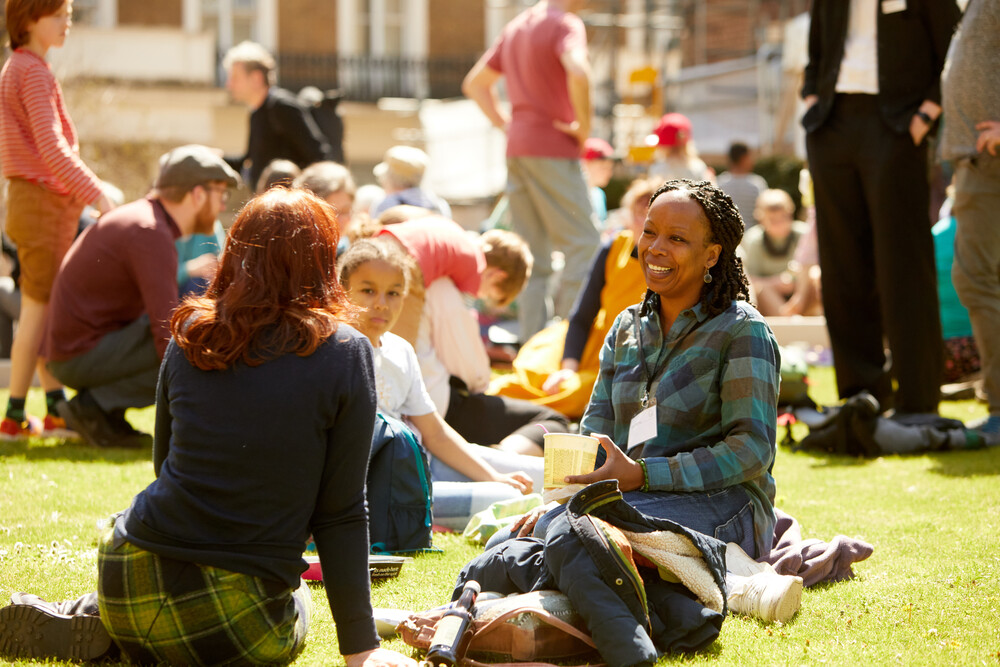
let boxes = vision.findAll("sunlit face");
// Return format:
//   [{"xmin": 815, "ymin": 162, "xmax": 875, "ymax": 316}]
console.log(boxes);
[
  {"xmin": 628, "ymin": 192, "xmax": 653, "ymax": 239},
  {"xmin": 476, "ymin": 267, "xmax": 512, "ymax": 308},
  {"xmin": 344, "ymin": 259, "xmax": 407, "ymax": 346},
  {"xmin": 583, "ymin": 159, "xmax": 614, "ymax": 188},
  {"xmin": 638, "ymin": 190, "xmax": 721, "ymax": 308},
  {"xmin": 756, "ymin": 205, "xmax": 794, "ymax": 241},
  {"xmin": 225, "ymin": 62, "xmax": 260, "ymax": 105},
  {"xmin": 325, "ymin": 191, "xmax": 354, "ymax": 232},
  {"xmin": 27, "ymin": 0, "xmax": 72, "ymax": 53},
  {"xmin": 193, "ymin": 181, "xmax": 229, "ymax": 235}
]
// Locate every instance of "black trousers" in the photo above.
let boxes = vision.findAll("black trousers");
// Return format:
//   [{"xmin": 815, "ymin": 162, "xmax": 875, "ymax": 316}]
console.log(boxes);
[
  {"xmin": 806, "ymin": 94, "xmax": 942, "ymax": 413},
  {"xmin": 444, "ymin": 375, "xmax": 569, "ymax": 447}
]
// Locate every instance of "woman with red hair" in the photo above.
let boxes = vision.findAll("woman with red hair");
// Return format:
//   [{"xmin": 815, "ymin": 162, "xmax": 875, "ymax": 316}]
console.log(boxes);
[{"xmin": 0, "ymin": 189, "xmax": 415, "ymax": 666}]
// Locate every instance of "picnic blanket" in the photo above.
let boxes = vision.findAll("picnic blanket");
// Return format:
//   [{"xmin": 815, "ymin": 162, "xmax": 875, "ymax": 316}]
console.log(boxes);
[{"xmin": 763, "ymin": 509, "xmax": 874, "ymax": 587}]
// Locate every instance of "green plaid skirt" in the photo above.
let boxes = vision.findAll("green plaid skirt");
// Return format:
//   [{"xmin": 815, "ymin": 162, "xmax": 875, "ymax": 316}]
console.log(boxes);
[{"xmin": 96, "ymin": 516, "xmax": 311, "ymax": 666}]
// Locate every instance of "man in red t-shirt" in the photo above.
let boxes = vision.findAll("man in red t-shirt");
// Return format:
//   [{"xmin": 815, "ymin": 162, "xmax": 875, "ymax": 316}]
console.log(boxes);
[{"xmin": 463, "ymin": 0, "xmax": 600, "ymax": 342}]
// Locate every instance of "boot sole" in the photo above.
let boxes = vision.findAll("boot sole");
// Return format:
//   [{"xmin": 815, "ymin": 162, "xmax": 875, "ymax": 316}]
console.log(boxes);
[
  {"xmin": 57, "ymin": 400, "xmax": 145, "ymax": 449},
  {"xmin": 762, "ymin": 575, "xmax": 803, "ymax": 624},
  {"xmin": 0, "ymin": 603, "xmax": 111, "ymax": 660}
]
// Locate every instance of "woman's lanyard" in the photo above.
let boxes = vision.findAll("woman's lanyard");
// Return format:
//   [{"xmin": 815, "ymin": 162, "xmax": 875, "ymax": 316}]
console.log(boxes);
[{"xmin": 634, "ymin": 310, "xmax": 701, "ymax": 409}]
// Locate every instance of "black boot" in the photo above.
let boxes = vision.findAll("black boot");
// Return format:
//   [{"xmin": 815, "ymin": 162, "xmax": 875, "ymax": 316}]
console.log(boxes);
[
  {"xmin": 0, "ymin": 592, "xmax": 112, "ymax": 661},
  {"xmin": 58, "ymin": 392, "xmax": 148, "ymax": 449}
]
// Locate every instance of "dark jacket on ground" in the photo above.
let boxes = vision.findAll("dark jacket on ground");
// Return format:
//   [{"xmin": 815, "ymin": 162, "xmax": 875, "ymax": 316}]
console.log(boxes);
[{"xmin": 453, "ymin": 481, "xmax": 728, "ymax": 666}]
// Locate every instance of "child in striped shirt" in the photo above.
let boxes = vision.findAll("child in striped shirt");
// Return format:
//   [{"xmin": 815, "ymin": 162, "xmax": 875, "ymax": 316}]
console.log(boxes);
[{"xmin": 0, "ymin": 0, "xmax": 115, "ymax": 440}]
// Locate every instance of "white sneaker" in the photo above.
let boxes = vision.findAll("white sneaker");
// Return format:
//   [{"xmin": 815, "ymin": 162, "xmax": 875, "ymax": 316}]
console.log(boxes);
[
  {"xmin": 725, "ymin": 543, "xmax": 802, "ymax": 623},
  {"xmin": 725, "ymin": 542, "xmax": 775, "ymax": 577}
]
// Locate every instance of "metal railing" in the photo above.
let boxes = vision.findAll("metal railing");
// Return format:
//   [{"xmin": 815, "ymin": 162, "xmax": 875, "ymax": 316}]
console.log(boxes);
[{"xmin": 276, "ymin": 53, "xmax": 479, "ymax": 102}]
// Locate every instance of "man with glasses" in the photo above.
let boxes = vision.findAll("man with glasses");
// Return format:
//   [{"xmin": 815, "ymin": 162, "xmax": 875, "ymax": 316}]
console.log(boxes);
[{"xmin": 42, "ymin": 145, "xmax": 240, "ymax": 448}]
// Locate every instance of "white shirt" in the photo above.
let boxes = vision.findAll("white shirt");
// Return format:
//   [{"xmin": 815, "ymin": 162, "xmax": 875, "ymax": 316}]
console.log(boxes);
[
  {"xmin": 836, "ymin": 0, "xmax": 879, "ymax": 94},
  {"xmin": 414, "ymin": 277, "xmax": 492, "ymax": 414},
  {"xmin": 372, "ymin": 332, "xmax": 437, "ymax": 420}
]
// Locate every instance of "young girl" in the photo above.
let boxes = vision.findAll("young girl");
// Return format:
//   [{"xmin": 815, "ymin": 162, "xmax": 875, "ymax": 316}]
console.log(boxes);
[
  {"xmin": 0, "ymin": 0, "xmax": 115, "ymax": 439},
  {"xmin": 338, "ymin": 238, "xmax": 543, "ymax": 530}
]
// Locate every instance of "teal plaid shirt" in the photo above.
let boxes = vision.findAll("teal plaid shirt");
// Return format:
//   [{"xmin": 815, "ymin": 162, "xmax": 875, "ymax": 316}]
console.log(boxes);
[{"xmin": 581, "ymin": 293, "xmax": 780, "ymax": 556}]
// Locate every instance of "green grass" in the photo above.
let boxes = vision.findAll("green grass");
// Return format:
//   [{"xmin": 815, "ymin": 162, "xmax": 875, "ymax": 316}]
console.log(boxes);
[{"xmin": 1, "ymin": 372, "xmax": 998, "ymax": 666}]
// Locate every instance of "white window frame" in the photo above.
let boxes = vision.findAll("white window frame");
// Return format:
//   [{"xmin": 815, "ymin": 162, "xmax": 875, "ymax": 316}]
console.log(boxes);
[
  {"xmin": 183, "ymin": 0, "xmax": 277, "ymax": 55},
  {"xmin": 337, "ymin": 0, "xmax": 428, "ymax": 98},
  {"xmin": 337, "ymin": 0, "xmax": 427, "ymax": 59}
]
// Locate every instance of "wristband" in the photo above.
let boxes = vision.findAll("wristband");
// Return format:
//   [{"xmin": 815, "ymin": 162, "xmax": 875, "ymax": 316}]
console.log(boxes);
[
  {"xmin": 637, "ymin": 458, "xmax": 650, "ymax": 492},
  {"xmin": 915, "ymin": 110, "xmax": 936, "ymax": 127}
]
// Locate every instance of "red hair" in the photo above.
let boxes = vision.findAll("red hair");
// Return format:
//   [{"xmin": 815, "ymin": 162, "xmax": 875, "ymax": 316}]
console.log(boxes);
[
  {"xmin": 5, "ymin": 0, "xmax": 66, "ymax": 49},
  {"xmin": 171, "ymin": 188, "xmax": 357, "ymax": 371}
]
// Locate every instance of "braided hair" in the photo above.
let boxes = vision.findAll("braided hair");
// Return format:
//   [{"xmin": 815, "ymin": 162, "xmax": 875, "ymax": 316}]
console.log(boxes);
[{"xmin": 648, "ymin": 179, "xmax": 751, "ymax": 317}]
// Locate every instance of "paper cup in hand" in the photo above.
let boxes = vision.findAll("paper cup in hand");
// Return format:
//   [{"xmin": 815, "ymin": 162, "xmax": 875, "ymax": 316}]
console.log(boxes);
[{"xmin": 543, "ymin": 433, "xmax": 599, "ymax": 490}]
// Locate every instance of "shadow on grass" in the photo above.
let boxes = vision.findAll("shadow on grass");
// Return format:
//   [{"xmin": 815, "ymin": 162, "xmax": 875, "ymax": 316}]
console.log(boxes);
[
  {"xmin": 779, "ymin": 447, "xmax": 870, "ymax": 468},
  {"xmin": 0, "ymin": 439, "xmax": 149, "ymax": 464},
  {"xmin": 925, "ymin": 447, "xmax": 1000, "ymax": 478},
  {"xmin": 783, "ymin": 442, "xmax": 1000, "ymax": 476}
]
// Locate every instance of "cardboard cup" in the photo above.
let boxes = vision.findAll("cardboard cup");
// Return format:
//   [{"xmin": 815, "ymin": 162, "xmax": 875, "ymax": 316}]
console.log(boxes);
[{"xmin": 543, "ymin": 433, "xmax": 599, "ymax": 489}]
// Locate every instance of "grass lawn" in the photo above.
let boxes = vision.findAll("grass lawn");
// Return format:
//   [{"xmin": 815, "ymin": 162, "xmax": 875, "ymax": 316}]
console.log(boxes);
[{"xmin": 1, "ymin": 368, "xmax": 998, "ymax": 665}]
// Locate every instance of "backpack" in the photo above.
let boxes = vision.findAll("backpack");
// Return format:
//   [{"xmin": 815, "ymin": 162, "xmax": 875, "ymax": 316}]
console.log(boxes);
[
  {"xmin": 777, "ymin": 345, "xmax": 816, "ymax": 409},
  {"xmin": 367, "ymin": 412, "xmax": 434, "ymax": 554},
  {"xmin": 296, "ymin": 86, "xmax": 346, "ymax": 164}
]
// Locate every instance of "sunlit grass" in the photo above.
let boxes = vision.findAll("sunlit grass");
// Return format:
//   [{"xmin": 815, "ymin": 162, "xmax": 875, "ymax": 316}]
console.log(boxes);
[{"xmin": 1, "ymin": 378, "xmax": 997, "ymax": 666}]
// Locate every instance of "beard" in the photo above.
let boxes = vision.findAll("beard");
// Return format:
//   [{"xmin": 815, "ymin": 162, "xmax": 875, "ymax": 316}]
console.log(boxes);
[{"xmin": 194, "ymin": 198, "xmax": 218, "ymax": 236}]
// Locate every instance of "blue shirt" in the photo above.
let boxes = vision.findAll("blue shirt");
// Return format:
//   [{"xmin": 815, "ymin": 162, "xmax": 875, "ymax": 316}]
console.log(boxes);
[
  {"xmin": 581, "ymin": 294, "xmax": 780, "ymax": 556},
  {"xmin": 932, "ymin": 216, "xmax": 973, "ymax": 340}
]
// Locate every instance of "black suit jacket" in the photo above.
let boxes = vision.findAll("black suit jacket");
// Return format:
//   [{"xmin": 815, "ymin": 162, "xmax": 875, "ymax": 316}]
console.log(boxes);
[{"xmin": 801, "ymin": 0, "xmax": 961, "ymax": 134}]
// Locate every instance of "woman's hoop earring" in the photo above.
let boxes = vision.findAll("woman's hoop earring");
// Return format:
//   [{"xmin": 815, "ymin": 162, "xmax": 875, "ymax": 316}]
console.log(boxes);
[{"xmin": 703, "ymin": 267, "xmax": 713, "ymax": 284}]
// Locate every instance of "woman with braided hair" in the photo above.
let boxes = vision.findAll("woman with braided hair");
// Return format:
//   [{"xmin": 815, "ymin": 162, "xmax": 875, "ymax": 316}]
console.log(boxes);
[{"xmin": 495, "ymin": 179, "xmax": 782, "ymax": 564}]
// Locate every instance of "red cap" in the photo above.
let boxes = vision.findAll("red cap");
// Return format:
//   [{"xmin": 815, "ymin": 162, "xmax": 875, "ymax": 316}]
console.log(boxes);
[
  {"xmin": 651, "ymin": 113, "xmax": 692, "ymax": 147},
  {"xmin": 582, "ymin": 137, "xmax": 614, "ymax": 160}
]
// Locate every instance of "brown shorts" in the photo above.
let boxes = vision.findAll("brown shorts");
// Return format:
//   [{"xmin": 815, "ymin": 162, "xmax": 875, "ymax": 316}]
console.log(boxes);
[{"xmin": 4, "ymin": 178, "xmax": 83, "ymax": 302}]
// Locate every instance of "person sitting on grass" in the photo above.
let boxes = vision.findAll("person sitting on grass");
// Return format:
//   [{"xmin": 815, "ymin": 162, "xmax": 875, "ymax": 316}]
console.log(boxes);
[
  {"xmin": 740, "ymin": 188, "xmax": 814, "ymax": 317},
  {"xmin": 0, "ymin": 188, "xmax": 416, "ymax": 667},
  {"xmin": 488, "ymin": 177, "xmax": 654, "ymax": 419},
  {"xmin": 338, "ymin": 238, "xmax": 543, "ymax": 530},
  {"xmin": 477, "ymin": 181, "xmax": 800, "ymax": 628}
]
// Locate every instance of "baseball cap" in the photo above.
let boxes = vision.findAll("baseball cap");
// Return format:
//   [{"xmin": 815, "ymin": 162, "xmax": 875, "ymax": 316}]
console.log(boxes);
[
  {"xmin": 649, "ymin": 113, "xmax": 693, "ymax": 148},
  {"xmin": 154, "ymin": 145, "xmax": 241, "ymax": 191},
  {"xmin": 582, "ymin": 137, "xmax": 614, "ymax": 160}
]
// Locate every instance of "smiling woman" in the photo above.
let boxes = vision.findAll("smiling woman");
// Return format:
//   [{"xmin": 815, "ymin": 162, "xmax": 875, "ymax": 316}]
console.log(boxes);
[{"xmin": 493, "ymin": 179, "xmax": 780, "ymax": 563}]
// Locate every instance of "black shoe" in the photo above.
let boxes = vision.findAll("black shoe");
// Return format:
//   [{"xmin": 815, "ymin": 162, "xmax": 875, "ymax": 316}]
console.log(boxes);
[
  {"xmin": 58, "ymin": 392, "xmax": 147, "ymax": 449},
  {"xmin": 0, "ymin": 597, "xmax": 111, "ymax": 661},
  {"xmin": 107, "ymin": 409, "xmax": 153, "ymax": 447}
]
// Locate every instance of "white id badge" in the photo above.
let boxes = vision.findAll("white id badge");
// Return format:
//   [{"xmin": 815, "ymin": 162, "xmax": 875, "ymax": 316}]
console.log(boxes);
[
  {"xmin": 628, "ymin": 403, "xmax": 658, "ymax": 452},
  {"xmin": 881, "ymin": 0, "xmax": 906, "ymax": 13}
]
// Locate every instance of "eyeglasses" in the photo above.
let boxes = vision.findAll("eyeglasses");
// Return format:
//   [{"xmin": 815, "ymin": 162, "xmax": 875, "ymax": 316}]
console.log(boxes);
[{"xmin": 202, "ymin": 184, "xmax": 231, "ymax": 203}]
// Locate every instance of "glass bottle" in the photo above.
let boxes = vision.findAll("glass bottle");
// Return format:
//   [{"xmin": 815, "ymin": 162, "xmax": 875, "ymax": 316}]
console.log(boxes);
[{"xmin": 422, "ymin": 580, "xmax": 481, "ymax": 666}]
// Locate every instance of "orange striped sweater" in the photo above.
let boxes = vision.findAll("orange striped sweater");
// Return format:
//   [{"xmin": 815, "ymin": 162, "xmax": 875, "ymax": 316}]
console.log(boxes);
[{"xmin": 0, "ymin": 48, "xmax": 102, "ymax": 205}]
